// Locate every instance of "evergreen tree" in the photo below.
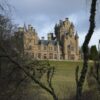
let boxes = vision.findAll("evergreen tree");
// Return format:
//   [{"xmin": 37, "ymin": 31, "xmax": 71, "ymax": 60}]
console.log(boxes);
[{"xmin": 89, "ymin": 45, "xmax": 98, "ymax": 60}]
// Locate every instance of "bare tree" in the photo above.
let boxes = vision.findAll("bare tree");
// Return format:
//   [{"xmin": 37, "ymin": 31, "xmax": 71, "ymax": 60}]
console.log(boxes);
[
  {"xmin": 0, "ymin": 1, "xmax": 58, "ymax": 100},
  {"xmin": 0, "ymin": 44, "xmax": 58, "ymax": 100},
  {"xmin": 76, "ymin": 0, "xmax": 98, "ymax": 100}
]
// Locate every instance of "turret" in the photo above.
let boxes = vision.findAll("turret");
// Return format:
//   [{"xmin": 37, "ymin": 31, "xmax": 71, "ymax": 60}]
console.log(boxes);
[
  {"xmin": 55, "ymin": 17, "xmax": 74, "ymax": 42},
  {"xmin": 75, "ymin": 32, "xmax": 79, "ymax": 55},
  {"xmin": 48, "ymin": 33, "xmax": 53, "ymax": 40},
  {"xmin": 18, "ymin": 27, "xmax": 24, "ymax": 32},
  {"xmin": 65, "ymin": 18, "xmax": 69, "ymax": 21},
  {"xmin": 28, "ymin": 24, "xmax": 34, "ymax": 32},
  {"xmin": 54, "ymin": 23, "xmax": 60, "ymax": 41},
  {"xmin": 64, "ymin": 18, "xmax": 71, "ymax": 28},
  {"xmin": 70, "ymin": 22, "xmax": 74, "ymax": 29},
  {"xmin": 59, "ymin": 20, "xmax": 63, "ymax": 26},
  {"xmin": 75, "ymin": 32, "xmax": 79, "ymax": 39},
  {"xmin": 63, "ymin": 33, "xmax": 68, "ymax": 59},
  {"xmin": 24, "ymin": 23, "xmax": 28, "ymax": 32}
]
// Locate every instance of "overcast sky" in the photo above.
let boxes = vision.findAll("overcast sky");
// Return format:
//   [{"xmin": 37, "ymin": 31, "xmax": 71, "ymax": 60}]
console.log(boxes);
[{"xmin": 9, "ymin": 0, "xmax": 100, "ymax": 47}]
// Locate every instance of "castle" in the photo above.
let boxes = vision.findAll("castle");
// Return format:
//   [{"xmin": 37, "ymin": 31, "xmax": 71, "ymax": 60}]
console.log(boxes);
[{"xmin": 15, "ymin": 18, "xmax": 81, "ymax": 60}]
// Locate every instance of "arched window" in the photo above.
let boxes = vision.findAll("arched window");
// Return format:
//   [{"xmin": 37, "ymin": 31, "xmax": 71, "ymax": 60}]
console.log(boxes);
[
  {"xmin": 44, "ymin": 46, "xmax": 47, "ymax": 50},
  {"xmin": 49, "ymin": 53, "xmax": 53, "ymax": 59}
]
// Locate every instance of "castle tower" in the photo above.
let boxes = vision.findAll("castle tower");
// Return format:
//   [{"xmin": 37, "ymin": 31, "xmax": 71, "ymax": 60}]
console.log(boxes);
[
  {"xmin": 75, "ymin": 32, "xmax": 79, "ymax": 55},
  {"xmin": 54, "ymin": 23, "xmax": 60, "ymax": 41},
  {"xmin": 55, "ymin": 18, "xmax": 72, "ymax": 42},
  {"xmin": 28, "ymin": 25, "xmax": 33, "ymax": 32},
  {"xmin": 69, "ymin": 22, "xmax": 74, "ymax": 37},
  {"xmin": 63, "ymin": 34, "xmax": 68, "ymax": 60},
  {"xmin": 22, "ymin": 25, "xmax": 38, "ymax": 56}
]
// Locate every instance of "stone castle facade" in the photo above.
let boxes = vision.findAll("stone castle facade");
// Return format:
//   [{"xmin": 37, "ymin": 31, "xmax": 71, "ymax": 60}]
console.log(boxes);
[{"xmin": 15, "ymin": 18, "xmax": 81, "ymax": 60}]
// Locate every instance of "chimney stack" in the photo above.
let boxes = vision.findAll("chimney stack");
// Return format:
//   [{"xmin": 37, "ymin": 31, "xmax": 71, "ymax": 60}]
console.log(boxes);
[{"xmin": 41, "ymin": 37, "xmax": 44, "ymax": 40}]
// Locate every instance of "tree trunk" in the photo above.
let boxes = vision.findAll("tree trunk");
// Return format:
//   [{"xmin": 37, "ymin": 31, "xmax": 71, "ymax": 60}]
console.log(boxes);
[{"xmin": 76, "ymin": 0, "xmax": 97, "ymax": 100}]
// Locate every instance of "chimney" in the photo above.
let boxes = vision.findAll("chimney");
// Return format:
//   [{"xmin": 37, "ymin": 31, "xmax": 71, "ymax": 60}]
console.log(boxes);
[
  {"xmin": 33, "ymin": 29, "xmax": 35, "ymax": 33},
  {"xmin": 41, "ymin": 37, "xmax": 44, "ymax": 40},
  {"xmin": 59, "ymin": 20, "xmax": 63, "ymax": 26},
  {"xmin": 28, "ymin": 24, "xmax": 32, "ymax": 31},
  {"xmin": 31, "ymin": 26, "xmax": 33, "ymax": 31},
  {"xmin": 65, "ymin": 17, "xmax": 69, "ymax": 21}
]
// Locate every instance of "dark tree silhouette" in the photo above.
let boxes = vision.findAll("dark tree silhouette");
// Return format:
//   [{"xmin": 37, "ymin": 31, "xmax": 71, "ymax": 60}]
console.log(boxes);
[
  {"xmin": 0, "ymin": 1, "xmax": 58, "ymax": 100},
  {"xmin": 76, "ymin": 0, "xmax": 97, "ymax": 100},
  {"xmin": 89, "ymin": 45, "xmax": 98, "ymax": 60}
]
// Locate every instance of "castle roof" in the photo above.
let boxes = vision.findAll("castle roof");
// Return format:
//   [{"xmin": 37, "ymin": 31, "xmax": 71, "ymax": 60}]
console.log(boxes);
[{"xmin": 38, "ymin": 40, "xmax": 57, "ymax": 46}]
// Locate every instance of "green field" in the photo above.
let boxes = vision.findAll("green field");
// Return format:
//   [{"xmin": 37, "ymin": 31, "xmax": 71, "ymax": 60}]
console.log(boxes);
[{"xmin": 38, "ymin": 61, "xmax": 93, "ymax": 100}]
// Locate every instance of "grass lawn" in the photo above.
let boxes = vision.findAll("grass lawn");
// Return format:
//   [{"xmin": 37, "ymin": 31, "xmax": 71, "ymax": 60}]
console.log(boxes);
[
  {"xmin": 39, "ymin": 60, "xmax": 93, "ymax": 100},
  {"xmin": 27, "ymin": 60, "xmax": 93, "ymax": 100}
]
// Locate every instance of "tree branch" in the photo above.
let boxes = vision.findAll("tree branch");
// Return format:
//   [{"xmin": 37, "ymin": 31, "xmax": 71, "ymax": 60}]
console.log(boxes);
[
  {"xmin": 76, "ymin": 0, "xmax": 97, "ymax": 100},
  {"xmin": 0, "ymin": 45, "xmax": 58, "ymax": 100}
]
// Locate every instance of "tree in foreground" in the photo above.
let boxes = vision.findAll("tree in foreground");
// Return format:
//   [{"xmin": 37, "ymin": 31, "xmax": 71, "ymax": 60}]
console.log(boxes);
[
  {"xmin": 89, "ymin": 45, "xmax": 98, "ymax": 60},
  {"xmin": 0, "ymin": 0, "xmax": 99, "ymax": 100},
  {"xmin": 75, "ymin": 0, "xmax": 98, "ymax": 100},
  {"xmin": 0, "ymin": 1, "xmax": 58, "ymax": 100}
]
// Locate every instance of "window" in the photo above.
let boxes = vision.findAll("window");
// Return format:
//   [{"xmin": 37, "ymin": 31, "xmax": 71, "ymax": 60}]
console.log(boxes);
[
  {"xmin": 32, "ymin": 53, "xmax": 34, "ymax": 58},
  {"xmin": 29, "ymin": 45, "xmax": 32, "ymax": 50},
  {"xmin": 51, "ymin": 47, "xmax": 52, "ymax": 50},
  {"xmin": 44, "ymin": 46, "xmax": 47, "ymax": 50},
  {"xmin": 60, "ymin": 54, "xmax": 63, "ymax": 59},
  {"xmin": 49, "ymin": 47, "xmax": 52, "ymax": 51},
  {"xmin": 49, "ymin": 53, "xmax": 53, "ymax": 59},
  {"xmin": 67, "ymin": 45, "xmax": 70, "ymax": 49},
  {"xmin": 38, "ymin": 53, "xmax": 41, "ymax": 59},
  {"xmin": 54, "ymin": 46, "xmax": 57, "ymax": 51},
  {"xmin": 71, "ymin": 47, "xmax": 74, "ymax": 51},
  {"xmin": 54, "ymin": 54, "xmax": 57, "ymax": 59},
  {"xmin": 38, "ymin": 46, "xmax": 41, "ymax": 50},
  {"xmin": 44, "ymin": 54, "xmax": 47, "ymax": 59},
  {"xmin": 70, "ymin": 55, "xmax": 75, "ymax": 60}
]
